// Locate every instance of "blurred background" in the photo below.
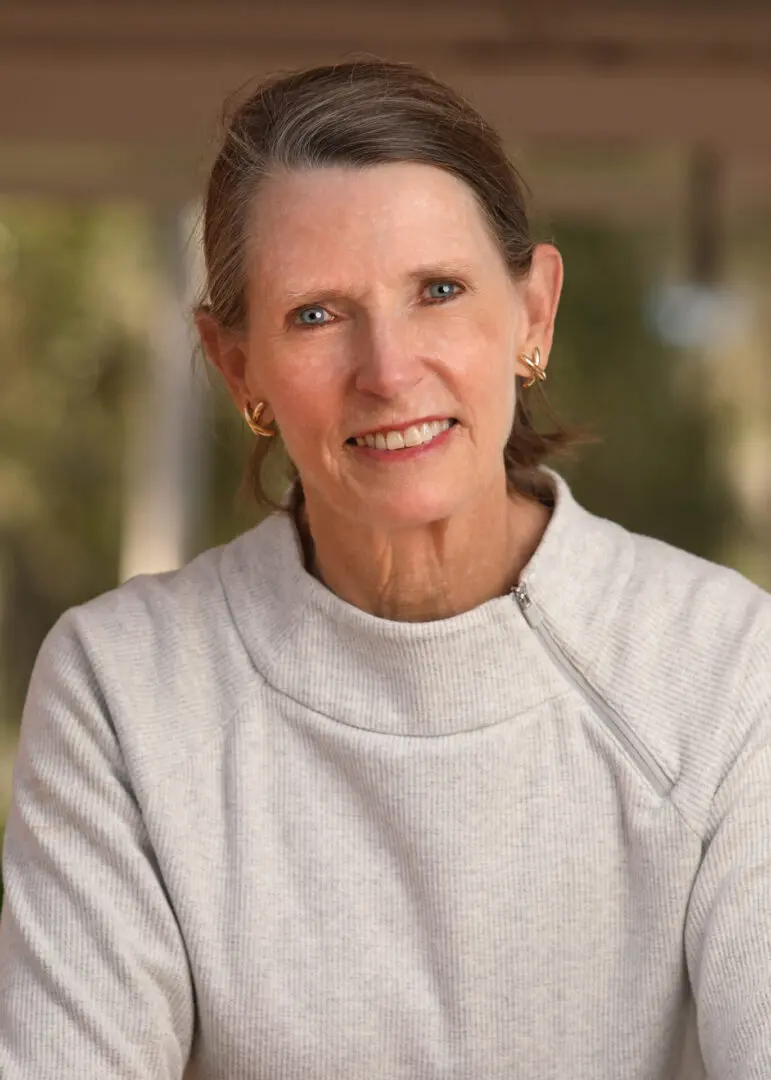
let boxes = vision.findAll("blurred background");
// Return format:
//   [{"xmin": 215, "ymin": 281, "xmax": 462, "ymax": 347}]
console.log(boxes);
[{"xmin": 1, "ymin": 1, "xmax": 770, "ymax": 901}]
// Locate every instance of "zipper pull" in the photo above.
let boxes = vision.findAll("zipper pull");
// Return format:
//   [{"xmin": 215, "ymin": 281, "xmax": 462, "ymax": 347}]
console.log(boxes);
[{"xmin": 511, "ymin": 582, "xmax": 543, "ymax": 628}]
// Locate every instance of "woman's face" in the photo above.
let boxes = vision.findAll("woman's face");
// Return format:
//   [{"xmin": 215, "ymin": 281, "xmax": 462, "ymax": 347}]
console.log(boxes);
[{"xmin": 232, "ymin": 163, "xmax": 560, "ymax": 529}]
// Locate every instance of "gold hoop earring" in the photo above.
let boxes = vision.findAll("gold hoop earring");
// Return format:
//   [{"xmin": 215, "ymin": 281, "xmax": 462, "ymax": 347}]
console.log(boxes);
[
  {"xmin": 243, "ymin": 401, "xmax": 276, "ymax": 438},
  {"xmin": 519, "ymin": 346, "xmax": 547, "ymax": 389}
]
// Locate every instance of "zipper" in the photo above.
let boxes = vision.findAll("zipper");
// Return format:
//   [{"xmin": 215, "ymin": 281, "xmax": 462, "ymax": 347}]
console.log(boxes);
[{"xmin": 511, "ymin": 582, "xmax": 671, "ymax": 798}]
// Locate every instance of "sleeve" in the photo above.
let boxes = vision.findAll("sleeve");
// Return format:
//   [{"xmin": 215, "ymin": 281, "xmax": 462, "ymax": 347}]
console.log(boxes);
[
  {"xmin": 685, "ymin": 622, "xmax": 771, "ymax": 1080},
  {"xmin": 0, "ymin": 612, "xmax": 194, "ymax": 1079}
]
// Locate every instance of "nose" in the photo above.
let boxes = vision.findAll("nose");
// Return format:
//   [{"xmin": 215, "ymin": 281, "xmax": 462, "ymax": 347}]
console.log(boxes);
[{"xmin": 353, "ymin": 313, "xmax": 424, "ymax": 400}]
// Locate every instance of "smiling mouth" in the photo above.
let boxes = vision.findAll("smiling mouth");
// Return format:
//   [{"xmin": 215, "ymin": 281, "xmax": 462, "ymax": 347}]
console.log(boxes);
[{"xmin": 346, "ymin": 418, "xmax": 458, "ymax": 452}]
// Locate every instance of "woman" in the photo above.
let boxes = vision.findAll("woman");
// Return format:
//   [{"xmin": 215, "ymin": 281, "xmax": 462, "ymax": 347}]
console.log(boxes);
[{"xmin": 0, "ymin": 60, "xmax": 769, "ymax": 1080}]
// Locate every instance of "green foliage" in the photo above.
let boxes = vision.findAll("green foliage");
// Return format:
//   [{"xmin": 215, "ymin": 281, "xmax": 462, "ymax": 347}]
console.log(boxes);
[
  {"xmin": 0, "ymin": 201, "xmax": 148, "ymax": 726},
  {"xmin": 542, "ymin": 220, "xmax": 734, "ymax": 561}
]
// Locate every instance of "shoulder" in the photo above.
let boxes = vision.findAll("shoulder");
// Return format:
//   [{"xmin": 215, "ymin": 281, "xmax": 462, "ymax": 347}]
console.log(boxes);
[
  {"xmin": 537, "ymin": 472, "xmax": 770, "ymax": 691},
  {"xmin": 35, "ymin": 525, "xmax": 271, "ymax": 779},
  {"xmin": 64, "ymin": 536, "xmax": 235, "ymax": 665},
  {"xmin": 625, "ymin": 527, "xmax": 770, "ymax": 655},
  {"xmin": 620, "ymin": 527, "xmax": 771, "ymax": 722},
  {"xmin": 591, "ymin": 519, "xmax": 771, "ymax": 825}
]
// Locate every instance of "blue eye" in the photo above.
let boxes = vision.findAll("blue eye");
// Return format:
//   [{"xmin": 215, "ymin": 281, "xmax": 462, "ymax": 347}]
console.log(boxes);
[
  {"xmin": 294, "ymin": 306, "xmax": 331, "ymax": 327},
  {"xmin": 425, "ymin": 281, "xmax": 461, "ymax": 302}
]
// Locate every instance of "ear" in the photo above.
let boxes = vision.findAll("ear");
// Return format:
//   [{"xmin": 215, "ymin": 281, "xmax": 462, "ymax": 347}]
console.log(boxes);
[
  {"xmin": 517, "ymin": 243, "xmax": 564, "ymax": 375},
  {"xmin": 195, "ymin": 310, "xmax": 251, "ymax": 411}
]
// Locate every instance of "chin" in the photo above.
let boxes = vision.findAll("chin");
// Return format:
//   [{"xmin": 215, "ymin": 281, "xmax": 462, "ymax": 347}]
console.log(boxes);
[{"xmin": 350, "ymin": 484, "xmax": 468, "ymax": 530}]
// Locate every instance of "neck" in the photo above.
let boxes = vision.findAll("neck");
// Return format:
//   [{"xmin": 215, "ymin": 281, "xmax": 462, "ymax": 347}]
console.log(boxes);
[{"xmin": 297, "ymin": 479, "xmax": 552, "ymax": 622}]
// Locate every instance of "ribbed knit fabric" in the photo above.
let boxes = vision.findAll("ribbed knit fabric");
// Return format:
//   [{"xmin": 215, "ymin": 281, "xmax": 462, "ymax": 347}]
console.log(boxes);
[{"xmin": 1, "ymin": 471, "xmax": 770, "ymax": 1080}]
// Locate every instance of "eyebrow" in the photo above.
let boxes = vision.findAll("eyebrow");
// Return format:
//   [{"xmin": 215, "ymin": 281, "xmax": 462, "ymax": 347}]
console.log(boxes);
[
  {"xmin": 281, "ymin": 262, "xmax": 478, "ymax": 309},
  {"xmin": 405, "ymin": 261, "xmax": 477, "ymax": 283},
  {"xmin": 282, "ymin": 288, "xmax": 352, "ymax": 309}
]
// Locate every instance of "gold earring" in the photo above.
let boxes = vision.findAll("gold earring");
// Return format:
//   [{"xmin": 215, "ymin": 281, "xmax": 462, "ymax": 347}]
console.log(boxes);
[
  {"xmin": 519, "ymin": 346, "xmax": 546, "ymax": 389},
  {"xmin": 243, "ymin": 401, "xmax": 276, "ymax": 438}
]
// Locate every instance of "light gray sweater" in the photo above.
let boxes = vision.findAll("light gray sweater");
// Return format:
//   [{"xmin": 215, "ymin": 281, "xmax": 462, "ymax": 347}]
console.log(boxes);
[{"xmin": 1, "ymin": 472, "xmax": 770, "ymax": 1080}]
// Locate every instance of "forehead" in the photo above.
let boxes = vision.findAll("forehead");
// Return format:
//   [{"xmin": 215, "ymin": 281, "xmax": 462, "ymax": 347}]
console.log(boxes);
[{"xmin": 246, "ymin": 163, "xmax": 501, "ymax": 291}]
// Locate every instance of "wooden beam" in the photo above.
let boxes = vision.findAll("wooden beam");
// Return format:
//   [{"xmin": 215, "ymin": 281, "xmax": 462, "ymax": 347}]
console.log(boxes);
[
  {"xmin": 3, "ymin": 0, "xmax": 771, "ymax": 199},
  {"xmin": 3, "ymin": 1, "xmax": 770, "ymax": 57},
  {"xmin": 456, "ymin": 71, "xmax": 771, "ymax": 154},
  {"xmin": 5, "ymin": 53, "xmax": 771, "ymax": 153},
  {"xmin": 0, "ymin": 2, "xmax": 511, "ymax": 53}
]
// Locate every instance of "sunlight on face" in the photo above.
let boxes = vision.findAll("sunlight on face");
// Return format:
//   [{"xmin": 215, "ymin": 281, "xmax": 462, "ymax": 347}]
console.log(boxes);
[{"xmin": 244, "ymin": 163, "xmax": 527, "ymax": 528}]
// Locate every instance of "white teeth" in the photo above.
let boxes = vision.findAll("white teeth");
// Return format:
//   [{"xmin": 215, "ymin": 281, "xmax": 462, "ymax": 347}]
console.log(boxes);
[
  {"xmin": 385, "ymin": 430, "xmax": 405, "ymax": 450},
  {"xmin": 354, "ymin": 419, "xmax": 454, "ymax": 451},
  {"xmin": 403, "ymin": 425, "xmax": 422, "ymax": 447}
]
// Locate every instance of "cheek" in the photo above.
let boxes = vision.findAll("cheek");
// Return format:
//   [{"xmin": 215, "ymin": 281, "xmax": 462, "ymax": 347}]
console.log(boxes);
[
  {"xmin": 257, "ymin": 347, "xmax": 345, "ymax": 468},
  {"xmin": 271, "ymin": 383, "xmax": 327, "ymax": 461},
  {"xmin": 438, "ymin": 298, "xmax": 516, "ymax": 365},
  {"xmin": 440, "ymin": 314, "xmax": 517, "ymax": 425}
]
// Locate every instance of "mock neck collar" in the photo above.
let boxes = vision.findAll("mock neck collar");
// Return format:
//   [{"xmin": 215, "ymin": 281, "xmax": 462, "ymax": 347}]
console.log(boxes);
[{"xmin": 218, "ymin": 470, "xmax": 635, "ymax": 737}]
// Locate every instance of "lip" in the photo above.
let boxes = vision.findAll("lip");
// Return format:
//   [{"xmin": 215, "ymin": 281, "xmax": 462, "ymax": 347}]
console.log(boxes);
[{"xmin": 347, "ymin": 415, "xmax": 456, "ymax": 441}]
